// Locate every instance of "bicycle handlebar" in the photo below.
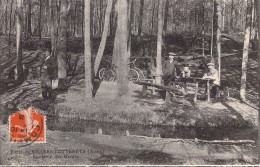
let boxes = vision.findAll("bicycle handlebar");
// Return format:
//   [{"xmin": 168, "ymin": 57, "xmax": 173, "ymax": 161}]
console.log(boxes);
[
  {"xmin": 104, "ymin": 59, "xmax": 112, "ymax": 64},
  {"xmin": 128, "ymin": 58, "xmax": 136, "ymax": 65}
]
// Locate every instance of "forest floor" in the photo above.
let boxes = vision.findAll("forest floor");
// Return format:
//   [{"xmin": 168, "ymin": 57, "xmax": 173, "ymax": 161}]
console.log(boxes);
[
  {"xmin": 0, "ymin": 34, "xmax": 258, "ymax": 127},
  {"xmin": 28, "ymin": 80, "xmax": 257, "ymax": 128},
  {"xmin": 0, "ymin": 36, "xmax": 258, "ymax": 165}
]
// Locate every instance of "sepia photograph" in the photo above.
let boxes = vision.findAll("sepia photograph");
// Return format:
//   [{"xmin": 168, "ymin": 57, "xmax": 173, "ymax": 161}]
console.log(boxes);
[{"xmin": 0, "ymin": 0, "xmax": 259, "ymax": 165}]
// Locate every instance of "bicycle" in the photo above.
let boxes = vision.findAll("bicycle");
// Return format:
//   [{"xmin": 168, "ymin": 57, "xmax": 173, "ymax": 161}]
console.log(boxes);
[
  {"xmin": 98, "ymin": 59, "xmax": 139, "ymax": 81},
  {"xmin": 129, "ymin": 59, "xmax": 146, "ymax": 81}
]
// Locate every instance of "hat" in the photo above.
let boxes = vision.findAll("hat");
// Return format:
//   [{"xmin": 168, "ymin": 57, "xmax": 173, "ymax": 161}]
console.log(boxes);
[
  {"xmin": 168, "ymin": 52, "xmax": 176, "ymax": 56},
  {"xmin": 207, "ymin": 63, "xmax": 214, "ymax": 66}
]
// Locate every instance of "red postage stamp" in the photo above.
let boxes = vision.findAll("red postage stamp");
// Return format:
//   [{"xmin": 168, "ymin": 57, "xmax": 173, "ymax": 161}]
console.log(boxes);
[{"xmin": 9, "ymin": 107, "xmax": 46, "ymax": 143}]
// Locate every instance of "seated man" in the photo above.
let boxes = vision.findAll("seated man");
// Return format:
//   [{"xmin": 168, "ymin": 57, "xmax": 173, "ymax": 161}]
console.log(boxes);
[
  {"xmin": 202, "ymin": 62, "xmax": 220, "ymax": 98},
  {"xmin": 147, "ymin": 62, "xmax": 156, "ymax": 79}
]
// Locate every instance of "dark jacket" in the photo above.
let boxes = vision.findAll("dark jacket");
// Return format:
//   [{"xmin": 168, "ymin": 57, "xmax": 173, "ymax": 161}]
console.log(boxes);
[
  {"xmin": 162, "ymin": 60, "xmax": 179, "ymax": 80},
  {"xmin": 41, "ymin": 56, "xmax": 57, "ymax": 79}
]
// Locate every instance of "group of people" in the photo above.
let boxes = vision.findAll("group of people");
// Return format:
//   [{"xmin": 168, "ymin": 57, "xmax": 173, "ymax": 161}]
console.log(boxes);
[
  {"xmin": 40, "ymin": 50, "xmax": 220, "ymax": 101},
  {"xmin": 161, "ymin": 52, "xmax": 220, "ymax": 102}
]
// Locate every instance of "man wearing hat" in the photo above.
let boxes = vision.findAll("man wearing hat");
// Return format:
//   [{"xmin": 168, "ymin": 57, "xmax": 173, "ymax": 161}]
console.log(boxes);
[
  {"xmin": 161, "ymin": 52, "xmax": 180, "ymax": 101},
  {"xmin": 202, "ymin": 62, "xmax": 220, "ymax": 98}
]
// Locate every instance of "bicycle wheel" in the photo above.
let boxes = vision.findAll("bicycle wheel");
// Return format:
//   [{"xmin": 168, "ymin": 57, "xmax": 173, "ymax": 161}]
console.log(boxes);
[
  {"xmin": 128, "ymin": 69, "xmax": 139, "ymax": 81},
  {"xmin": 135, "ymin": 68, "xmax": 145, "ymax": 81},
  {"xmin": 98, "ymin": 68, "xmax": 108, "ymax": 80},
  {"xmin": 107, "ymin": 69, "xmax": 117, "ymax": 81}
]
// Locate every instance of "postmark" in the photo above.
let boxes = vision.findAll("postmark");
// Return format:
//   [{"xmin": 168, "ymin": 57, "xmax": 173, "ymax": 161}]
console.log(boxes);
[{"xmin": 9, "ymin": 107, "xmax": 46, "ymax": 145}]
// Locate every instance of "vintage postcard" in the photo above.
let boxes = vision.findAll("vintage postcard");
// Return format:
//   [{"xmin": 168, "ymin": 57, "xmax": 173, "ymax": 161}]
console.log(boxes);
[{"xmin": 0, "ymin": 0, "xmax": 259, "ymax": 165}]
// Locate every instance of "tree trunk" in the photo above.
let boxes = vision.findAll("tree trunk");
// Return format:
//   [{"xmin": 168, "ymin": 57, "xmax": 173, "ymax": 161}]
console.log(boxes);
[
  {"xmin": 73, "ymin": 0, "xmax": 77, "ymax": 36},
  {"xmin": 212, "ymin": 0, "xmax": 218, "ymax": 62},
  {"xmin": 16, "ymin": 0, "xmax": 24, "ymax": 82},
  {"xmin": 84, "ymin": 0, "xmax": 93, "ymax": 100},
  {"xmin": 138, "ymin": 0, "xmax": 144, "ymax": 37},
  {"xmin": 38, "ymin": 0, "xmax": 42, "ymax": 40},
  {"xmin": 57, "ymin": 0, "xmax": 68, "ymax": 82},
  {"xmin": 94, "ymin": 0, "xmax": 113, "ymax": 76},
  {"xmin": 163, "ymin": 0, "xmax": 169, "ymax": 34},
  {"xmin": 49, "ymin": 0, "xmax": 58, "ymax": 55},
  {"xmin": 127, "ymin": 0, "xmax": 133, "ymax": 59},
  {"xmin": 112, "ymin": 1, "xmax": 118, "ymax": 65},
  {"xmin": 116, "ymin": 0, "xmax": 128, "ymax": 96},
  {"xmin": 82, "ymin": 0, "xmax": 84, "ymax": 37},
  {"xmin": 8, "ymin": 0, "xmax": 14, "ymax": 47},
  {"xmin": 202, "ymin": 0, "xmax": 205, "ymax": 57},
  {"xmin": 151, "ymin": 1, "xmax": 156, "ymax": 35},
  {"xmin": 230, "ymin": 0, "xmax": 234, "ymax": 32},
  {"xmin": 27, "ymin": 0, "xmax": 32, "ymax": 37},
  {"xmin": 240, "ymin": 0, "xmax": 252, "ymax": 101},
  {"xmin": 222, "ymin": 0, "xmax": 225, "ymax": 31},
  {"xmin": 109, "ymin": 1, "xmax": 116, "ymax": 37},
  {"xmin": 5, "ymin": 4, "xmax": 8, "ymax": 35},
  {"xmin": 155, "ymin": 0, "xmax": 164, "ymax": 85},
  {"xmin": 254, "ymin": 0, "xmax": 260, "ymax": 159},
  {"xmin": 216, "ymin": 0, "xmax": 222, "ymax": 81},
  {"xmin": 250, "ymin": 0, "xmax": 256, "ymax": 40},
  {"xmin": 99, "ymin": 0, "xmax": 103, "ymax": 36}
]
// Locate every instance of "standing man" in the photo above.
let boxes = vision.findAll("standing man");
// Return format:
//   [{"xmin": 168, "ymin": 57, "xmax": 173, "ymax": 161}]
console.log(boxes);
[
  {"xmin": 161, "ymin": 52, "xmax": 180, "ymax": 101},
  {"xmin": 41, "ymin": 51, "xmax": 57, "ymax": 99}
]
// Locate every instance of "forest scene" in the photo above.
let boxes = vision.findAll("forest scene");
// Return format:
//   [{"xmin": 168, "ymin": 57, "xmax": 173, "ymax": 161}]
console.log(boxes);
[{"xmin": 0, "ymin": 0, "xmax": 259, "ymax": 165}]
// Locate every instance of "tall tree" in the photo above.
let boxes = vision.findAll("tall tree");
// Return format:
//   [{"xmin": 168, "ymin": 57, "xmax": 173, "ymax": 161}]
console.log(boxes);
[
  {"xmin": 112, "ymin": 1, "xmax": 119, "ymax": 66},
  {"xmin": 163, "ymin": 0, "xmax": 169, "ymax": 34},
  {"xmin": 151, "ymin": 1, "xmax": 156, "ymax": 35},
  {"xmin": 5, "ymin": 2, "xmax": 8, "ymax": 35},
  {"xmin": 27, "ymin": 0, "xmax": 32, "ymax": 37},
  {"xmin": 57, "ymin": 0, "xmax": 68, "ymax": 87},
  {"xmin": 216, "ymin": 0, "xmax": 222, "ymax": 80},
  {"xmin": 49, "ymin": 0, "xmax": 58, "ymax": 54},
  {"xmin": 82, "ymin": 0, "xmax": 84, "ymax": 37},
  {"xmin": 212, "ymin": 0, "xmax": 222, "ymax": 76},
  {"xmin": 222, "ymin": 0, "xmax": 226, "ymax": 31},
  {"xmin": 73, "ymin": 0, "xmax": 77, "ymax": 36},
  {"xmin": 8, "ymin": 0, "xmax": 14, "ymax": 47},
  {"xmin": 38, "ymin": 0, "xmax": 42, "ymax": 40},
  {"xmin": 155, "ymin": 0, "xmax": 165, "ymax": 85},
  {"xmin": 16, "ymin": 0, "xmax": 24, "ymax": 82},
  {"xmin": 84, "ymin": 0, "xmax": 92, "ymax": 100},
  {"xmin": 137, "ymin": 0, "xmax": 144, "ymax": 37},
  {"xmin": 94, "ymin": 0, "xmax": 113, "ymax": 76},
  {"xmin": 115, "ymin": 0, "xmax": 128, "ymax": 96},
  {"xmin": 210, "ymin": 1, "xmax": 214, "ymax": 59},
  {"xmin": 255, "ymin": 0, "xmax": 260, "ymax": 160},
  {"xmin": 240, "ymin": 0, "xmax": 252, "ymax": 101},
  {"xmin": 250, "ymin": 0, "xmax": 256, "ymax": 40},
  {"xmin": 127, "ymin": 0, "xmax": 134, "ymax": 59},
  {"xmin": 201, "ymin": 0, "xmax": 205, "ymax": 57},
  {"xmin": 230, "ymin": 0, "xmax": 234, "ymax": 32}
]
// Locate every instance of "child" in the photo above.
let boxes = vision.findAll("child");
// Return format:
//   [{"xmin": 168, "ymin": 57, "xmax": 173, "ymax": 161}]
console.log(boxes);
[{"xmin": 181, "ymin": 66, "xmax": 191, "ymax": 78}]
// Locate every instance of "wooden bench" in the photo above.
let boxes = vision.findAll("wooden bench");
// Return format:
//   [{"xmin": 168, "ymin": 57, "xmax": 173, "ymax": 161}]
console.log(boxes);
[
  {"xmin": 133, "ymin": 80, "xmax": 184, "ymax": 97},
  {"xmin": 140, "ymin": 79, "xmax": 156, "ymax": 95}
]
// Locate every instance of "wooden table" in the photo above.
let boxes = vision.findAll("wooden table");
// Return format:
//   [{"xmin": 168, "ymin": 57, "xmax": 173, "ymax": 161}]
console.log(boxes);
[{"xmin": 176, "ymin": 77, "xmax": 214, "ymax": 102}]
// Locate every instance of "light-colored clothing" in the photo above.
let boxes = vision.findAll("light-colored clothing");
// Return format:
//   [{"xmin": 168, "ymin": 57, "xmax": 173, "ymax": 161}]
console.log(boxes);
[{"xmin": 202, "ymin": 68, "xmax": 220, "ymax": 85}]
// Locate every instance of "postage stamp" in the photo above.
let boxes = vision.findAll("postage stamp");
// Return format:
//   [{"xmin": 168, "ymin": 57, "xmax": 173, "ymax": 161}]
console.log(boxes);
[{"xmin": 9, "ymin": 107, "xmax": 46, "ymax": 143}]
